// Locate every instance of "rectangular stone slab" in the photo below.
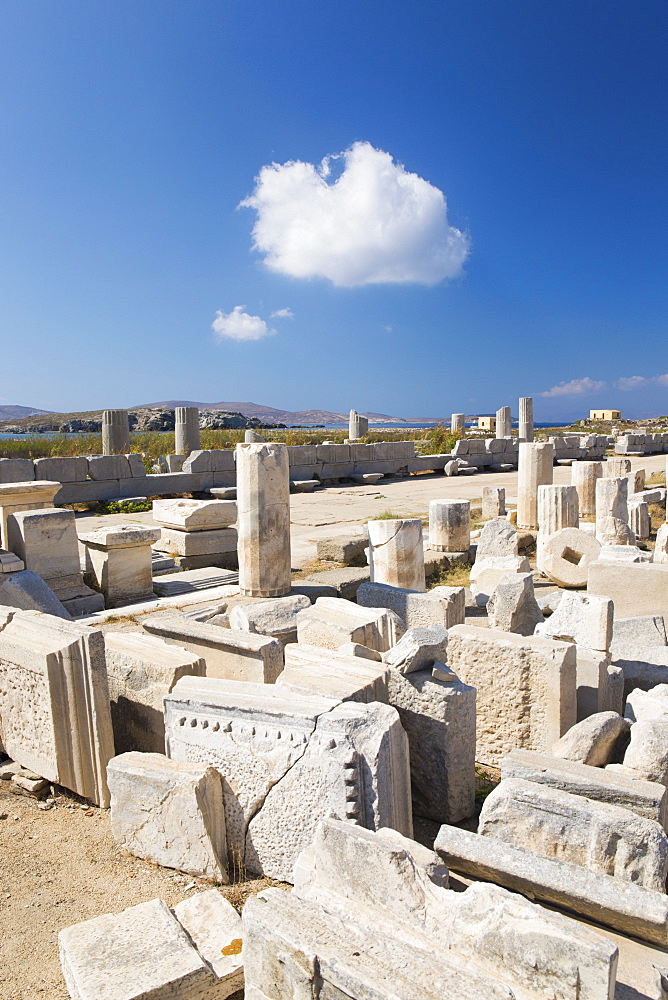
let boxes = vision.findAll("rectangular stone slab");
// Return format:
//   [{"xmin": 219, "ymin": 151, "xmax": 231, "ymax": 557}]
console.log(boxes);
[
  {"xmin": 0, "ymin": 611, "xmax": 114, "ymax": 806},
  {"xmin": 434, "ymin": 823, "xmax": 668, "ymax": 947},
  {"xmin": 502, "ymin": 748, "xmax": 668, "ymax": 828},
  {"xmin": 155, "ymin": 525, "xmax": 238, "ymax": 556},
  {"xmin": 277, "ymin": 642, "xmax": 390, "ymax": 703},
  {"xmin": 142, "ymin": 611, "xmax": 283, "ymax": 682}
]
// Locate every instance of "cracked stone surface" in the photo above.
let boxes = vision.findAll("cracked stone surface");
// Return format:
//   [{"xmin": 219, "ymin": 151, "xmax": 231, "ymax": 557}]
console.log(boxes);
[{"xmin": 164, "ymin": 675, "xmax": 412, "ymax": 881}]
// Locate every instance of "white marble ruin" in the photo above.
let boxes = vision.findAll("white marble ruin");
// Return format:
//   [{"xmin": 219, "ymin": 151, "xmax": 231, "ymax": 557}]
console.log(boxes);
[
  {"xmin": 518, "ymin": 395, "xmax": 534, "ymax": 441},
  {"xmin": 101, "ymin": 408, "xmax": 131, "ymax": 456},
  {"xmin": 348, "ymin": 408, "xmax": 369, "ymax": 440},
  {"xmin": 517, "ymin": 441, "xmax": 554, "ymax": 529},
  {"xmin": 428, "ymin": 499, "xmax": 470, "ymax": 554},
  {"xmin": 236, "ymin": 441, "xmax": 291, "ymax": 597},
  {"xmin": 367, "ymin": 517, "xmax": 426, "ymax": 590},
  {"xmin": 174, "ymin": 405, "xmax": 200, "ymax": 458}
]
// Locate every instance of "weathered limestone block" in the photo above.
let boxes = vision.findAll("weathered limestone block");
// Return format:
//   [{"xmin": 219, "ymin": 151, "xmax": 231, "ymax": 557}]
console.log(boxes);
[
  {"xmin": 502, "ymin": 748, "xmax": 667, "ymax": 827},
  {"xmin": 383, "ymin": 624, "xmax": 448, "ymax": 674},
  {"xmin": 517, "ymin": 441, "xmax": 553, "ymax": 529},
  {"xmin": 337, "ymin": 641, "xmax": 382, "ymax": 660},
  {"xmin": 428, "ymin": 500, "xmax": 470, "ymax": 553},
  {"xmin": 536, "ymin": 591, "xmax": 613, "ymax": 651},
  {"xmin": 295, "ymin": 596, "xmax": 401, "ymax": 652},
  {"xmin": 0, "ymin": 611, "xmax": 114, "ymax": 806},
  {"xmin": 479, "ymin": 777, "xmax": 668, "ymax": 891},
  {"xmin": 316, "ymin": 532, "xmax": 367, "ymax": 565},
  {"xmin": 0, "ymin": 458, "xmax": 35, "ymax": 483},
  {"xmin": 629, "ymin": 498, "xmax": 651, "ymax": 540},
  {"xmin": 172, "ymin": 890, "xmax": 243, "ymax": 995},
  {"xmin": 165, "ymin": 676, "xmax": 412, "ymax": 880},
  {"xmin": 575, "ymin": 647, "xmax": 621, "ymax": 720},
  {"xmin": 7, "ymin": 507, "xmax": 81, "ymax": 594},
  {"xmin": 655, "ymin": 521, "xmax": 668, "ymax": 563},
  {"xmin": 367, "ymin": 517, "xmax": 426, "ymax": 591},
  {"xmin": 625, "ymin": 684, "xmax": 668, "ymax": 723},
  {"xmin": 588, "ymin": 560, "xmax": 668, "ymax": 618},
  {"xmin": 108, "ymin": 752, "xmax": 227, "ymax": 883},
  {"xmin": 277, "ymin": 642, "xmax": 390, "ymax": 703},
  {"xmin": 236, "ymin": 442, "xmax": 291, "ymax": 598},
  {"xmin": 59, "ymin": 898, "xmax": 224, "ymax": 1000},
  {"xmin": 539, "ymin": 526, "xmax": 601, "ymax": 588},
  {"xmin": 142, "ymin": 611, "xmax": 283, "ymax": 682},
  {"xmin": 174, "ymin": 406, "xmax": 201, "ymax": 457},
  {"xmin": 469, "ymin": 554, "xmax": 531, "ymax": 606},
  {"xmin": 80, "ymin": 524, "xmax": 161, "ymax": 608},
  {"xmin": 0, "ymin": 569, "xmax": 71, "ymax": 619},
  {"xmin": 357, "ymin": 579, "xmax": 465, "ymax": 628},
  {"xmin": 152, "ymin": 498, "xmax": 237, "ymax": 531},
  {"xmin": 154, "ymin": 525, "xmax": 237, "ymax": 557},
  {"xmin": 612, "ymin": 643, "xmax": 668, "ymax": 697},
  {"xmin": 435, "ymin": 823, "xmax": 668, "ymax": 946},
  {"xmin": 243, "ymin": 817, "xmax": 617, "ymax": 1000},
  {"xmin": 596, "ymin": 476, "xmax": 634, "ymax": 545},
  {"xmin": 537, "ymin": 483, "xmax": 579, "ymax": 536},
  {"xmin": 482, "ymin": 485, "xmax": 506, "ymax": 520},
  {"xmin": 88, "ymin": 454, "xmax": 131, "ymax": 481},
  {"xmin": 104, "ymin": 632, "xmax": 205, "ymax": 754},
  {"xmin": 603, "ymin": 457, "xmax": 632, "ymax": 478},
  {"xmin": 623, "ymin": 720, "xmax": 668, "ymax": 784},
  {"xmin": 101, "ymin": 409, "xmax": 131, "ymax": 455},
  {"xmin": 387, "ymin": 666, "xmax": 475, "ymax": 823},
  {"xmin": 571, "ymin": 461, "xmax": 603, "ymax": 517},
  {"xmin": 552, "ymin": 712, "xmax": 630, "ymax": 765},
  {"xmin": 0, "ymin": 479, "xmax": 59, "ymax": 548},
  {"xmin": 476, "ymin": 517, "xmax": 518, "ymax": 557},
  {"xmin": 447, "ymin": 624, "xmax": 576, "ymax": 765},
  {"xmin": 486, "ymin": 572, "xmax": 542, "ymax": 635},
  {"xmin": 228, "ymin": 594, "xmax": 310, "ymax": 644},
  {"xmin": 33, "ymin": 456, "xmax": 89, "ymax": 483}
]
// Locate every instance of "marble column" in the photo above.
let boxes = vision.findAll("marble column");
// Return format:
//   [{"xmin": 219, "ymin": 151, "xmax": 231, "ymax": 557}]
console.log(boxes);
[
  {"xmin": 236, "ymin": 442, "xmax": 291, "ymax": 597},
  {"xmin": 102, "ymin": 409, "xmax": 131, "ymax": 456},
  {"xmin": 429, "ymin": 500, "xmax": 470, "ymax": 553},
  {"xmin": 517, "ymin": 442, "xmax": 554, "ymax": 530},
  {"xmin": 175, "ymin": 407, "xmax": 200, "ymax": 457},
  {"xmin": 518, "ymin": 397, "xmax": 534, "ymax": 442},
  {"xmin": 367, "ymin": 518, "xmax": 426, "ymax": 591}
]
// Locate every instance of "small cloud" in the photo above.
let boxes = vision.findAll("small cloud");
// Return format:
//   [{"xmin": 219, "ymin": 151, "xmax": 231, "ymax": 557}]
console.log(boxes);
[
  {"xmin": 270, "ymin": 307, "xmax": 294, "ymax": 319},
  {"xmin": 615, "ymin": 375, "xmax": 647, "ymax": 391},
  {"xmin": 212, "ymin": 306, "xmax": 274, "ymax": 342},
  {"xmin": 240, "ymin": 141, "xmax": 470, "ymax": 287},
  {"xmin": 384, "ymin": 325, "xmax": 393, "ymax": 333},
  {"xmin": 615, "ymin": 373, "xmax": 668, "ymax": 390},
  {"xmin": 540, "ymin": 377, "xmax": 606, "ymax": 398}
]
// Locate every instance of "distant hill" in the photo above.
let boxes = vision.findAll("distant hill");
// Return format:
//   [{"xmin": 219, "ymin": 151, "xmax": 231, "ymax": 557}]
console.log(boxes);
[
  {"xmin": 131, "ymin": 399, "xmax": 408, "ymax": 425},
  {"xmin": 0, "ymin": 404, "xmax": 52, "ymax": 422}
]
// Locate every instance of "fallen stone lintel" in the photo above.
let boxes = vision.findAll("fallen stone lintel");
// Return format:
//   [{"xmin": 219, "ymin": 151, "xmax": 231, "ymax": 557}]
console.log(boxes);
[{"xmin": 434, "ymin": 823, "xmax": 668, "ymax": 947}]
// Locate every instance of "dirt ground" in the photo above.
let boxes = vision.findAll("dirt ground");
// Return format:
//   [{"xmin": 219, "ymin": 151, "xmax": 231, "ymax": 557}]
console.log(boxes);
[{"xmin": 0, "ymin": 780, "xmax": 275, "ymax": 999}]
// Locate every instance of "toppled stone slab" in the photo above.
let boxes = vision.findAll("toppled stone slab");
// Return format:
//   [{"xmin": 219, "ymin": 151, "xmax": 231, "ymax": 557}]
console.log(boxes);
[
  {"xmin": 316, "ymin": 532, "xmax": 368, "ymax": 566},
  {"xmin": 243, "ymin": 816, "xmax": 617, "ymax": 1000},
  {"xmin": 625, "ymin": 684, "xmax": 668, "ymax": 723},
  {"xmin": 387, "ymin": 666, "xmax": 476, "ymax": 824},
  {"xmin": 447, "ymin": 624, "xmax": 576, "ymax": 765},
  {"xmin": 228, "ymin": 593, "xmax": 311, "ymax": 643},
  {"xmin": 613, "ymin": 615, "xmax": 668, "ymax": 648},
  {"xmin": 588, "ymin": 560, "xmax": 668, "ymax": 618},
  {"xmin": 108, "ymin": 752, "xmax": 227, "ymax": 883},
  {"xmin": 173, "ymin": 890, "xmax": 243, "ymax": 994},
  {"xmin": 301, "ymin": 565, "xmax": 370, "ymax": 600},
  {"xmin": 502, "ymin": 748, "xmax": 668, "ymax": 827},
  {"xmin": 476, "ymin": 517, "xmax": 519, "ymax": 557},
  {"xmin": 552, "ymin": 712, "xmax": 630, "ymax": 766},
  {"xmin": 486, "ymin": 571, "xmax": 542, "ymax": 635},
  {"xmin": 357, "ymin": 579, "xmax": 465, "ymax": 629},
  {"xmin": 152, "ymin": 498, "xmax": 237, "ymax": 530},
  {"xmin": 142, "ymin": 611, "xmax": 283, "ymax": 683},
  {"xmin": 537, "ymin": 592, "xmax": 613, "ymax": 652},
  {"xmin": 435, "ymin": 823, "xmax": 668, "ymax": 946},
  {"xmin": 277, "ymin": 642, "xmax": 390, "ymax": 703},
  {"xmin": 295, "ymin": 595, "xmax": 401, "ymax": 652},
  {"xmin": 383, "ymin": 624, "xmax": 449, "ymax": 674},
  {"xmin": 59, "ymin": 898, "xmax": 227, "ymax": 1000},
  {"xmin": 165, "ymin": 676, "xmax": 412, "ymax": 881},
  {"xmin": 0, "ymin": 611, "xmax": 114, "ymax": 806},
  {"xmin": 479, "ymin": 776, "xmax": 668, "ymax": 891},
  {"xmin": 0, "ymin": 569, "xmax": 72, "ymax": 619},
  {"xmin": 152, "ymin": 567, "xmax": 239, "ymax": 597},
  {"xmin": 623, "ymin": 720, "xmax": 668, "ymax": 784},
  {"xmin": 105, "ymin": 632, "xmax": 206, "ymax": 754},
  {"xmin": 469, "ymin": 554, "xmax": 531, "ymax": 606}
]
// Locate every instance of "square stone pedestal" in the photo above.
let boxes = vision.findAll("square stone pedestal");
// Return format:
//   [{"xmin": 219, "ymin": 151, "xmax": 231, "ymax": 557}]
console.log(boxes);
[{"xmin": 80, "ymin": 524, "xmax": 161, "ymax": 608}]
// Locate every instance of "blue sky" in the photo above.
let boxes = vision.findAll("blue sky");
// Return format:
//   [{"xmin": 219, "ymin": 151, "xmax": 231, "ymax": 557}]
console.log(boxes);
[{"xmin": 1, "ymin": 1, "xmax": 666, "ymax": 420}]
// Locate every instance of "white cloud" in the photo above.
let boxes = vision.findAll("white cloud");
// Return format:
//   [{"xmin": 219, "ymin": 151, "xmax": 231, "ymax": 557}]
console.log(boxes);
[
  {"xmin": 615, "ymin": 374, "xmax": 668, "ymax": 390},
  {"xmin": 616, "ymin": 375, "xmax": 647, "ymax": 391},
  {"xmin": 540, "ymin": 377, "xmax": 606, "ymax": 397},
  {"xmin": 240, "ymin": 141, "xmax": 470, "ymax": 287},
  {"xmin": 211, "ymin": 306, "xmax": 274, "ymax": 342},
  {"xmin": 270, "ymin": 307, "xmax": 294, "ymax": 319}
]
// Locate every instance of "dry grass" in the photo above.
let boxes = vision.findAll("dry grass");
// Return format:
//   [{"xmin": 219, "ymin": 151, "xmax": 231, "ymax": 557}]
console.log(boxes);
[{"xmin": 429, "ymin": 564, "xmax": 471, "ymax": 588}]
